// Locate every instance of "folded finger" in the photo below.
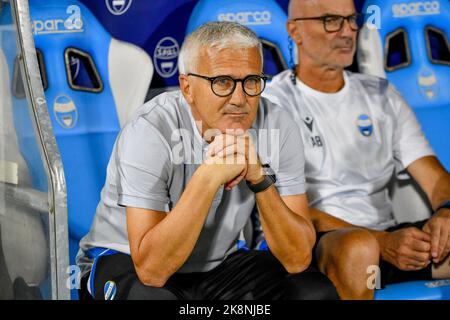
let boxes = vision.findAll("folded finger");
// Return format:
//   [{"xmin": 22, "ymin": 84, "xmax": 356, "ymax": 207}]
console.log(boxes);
[
  {"xmin": 404, "ymin": 258, "xmax": 429, "ymax": 270},
  {"xmin": 412, "ymin": 227, "xmax": 432, "ymax": 242},
  {"xmin": 430, "ymin": 223, "xmax": 441, "ymax": 262},
  {"xmin": 410, "ymin": 238, "xmax": 431, "ymax": 253},
  {"xmin": 407, "ymin": 249, "xmax": 431, "ymax": 264},
  {"xmin": 216, "ymin": 144, "xmax": 239, "ymax": 159},
  {"xmin": 207, "ymin": 135, "xmax": 237, "ymax": 157}
]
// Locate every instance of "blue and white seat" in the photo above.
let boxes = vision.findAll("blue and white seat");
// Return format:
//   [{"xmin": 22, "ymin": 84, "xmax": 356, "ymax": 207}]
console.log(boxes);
[
  {"xmin": 27, "ymin": 0, "xmax": 153, "ymax": 298},
  {"xmin": 358, "ymin": 0, "xmax": 450, "ymax": 300},
  {"xmin": 186, "ymin": 0, "xmax": 292, "ymax": 76}
]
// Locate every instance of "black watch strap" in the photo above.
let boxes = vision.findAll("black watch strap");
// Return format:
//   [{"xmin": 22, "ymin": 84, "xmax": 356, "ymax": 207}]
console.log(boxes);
[
  {"xmin": 435, "ymin": 200, "xmax": 450, "ymax": 214},
  {"xmin": 246, "ymin": 165, "xmax": 276, "ymax": 193}
]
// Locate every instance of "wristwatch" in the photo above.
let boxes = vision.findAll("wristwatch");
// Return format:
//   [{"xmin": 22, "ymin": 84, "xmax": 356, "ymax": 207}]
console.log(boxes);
[
  {"xmin": 246, "ymin": 164, "xmax": 277, "ymax": 193},
  {"xmin": 435, "ymin": 200, "xmax": 450, "ymax": 214}
]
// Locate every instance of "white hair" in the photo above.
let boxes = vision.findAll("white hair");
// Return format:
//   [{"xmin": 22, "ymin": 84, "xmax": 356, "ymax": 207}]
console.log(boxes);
[{"xmin": 178, "ymin": 21, "xmax": 263, "ymax": 74}]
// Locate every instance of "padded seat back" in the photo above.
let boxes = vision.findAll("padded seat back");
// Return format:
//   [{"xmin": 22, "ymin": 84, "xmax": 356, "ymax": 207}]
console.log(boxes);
[
  {"xmin": 186, "ymin": 0, "xmax": 291, "ymax": 75},
  {"xmin": 28, "ymin": 0, "xmax": 153, "ymax": 265}
]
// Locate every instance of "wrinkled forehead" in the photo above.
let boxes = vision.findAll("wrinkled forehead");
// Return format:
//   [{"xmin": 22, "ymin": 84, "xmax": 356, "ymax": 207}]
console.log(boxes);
[
  {"xmin": 198, "ymin": 45, "xmax": 263, "ymax": 74},
  {"xmin": 290, "ymin": 0, "xmax": 356, "ymax": 17}
]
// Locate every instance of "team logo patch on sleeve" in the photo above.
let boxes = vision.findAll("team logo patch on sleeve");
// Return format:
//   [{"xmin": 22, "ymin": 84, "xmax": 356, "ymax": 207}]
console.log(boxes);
[
  {"xmin": 104, "ymin": 281, "xmax": 117, "ymax": 300},
  {"xmin": 356, "ymin": 114, "xmax": 373, "ymax": 137}
]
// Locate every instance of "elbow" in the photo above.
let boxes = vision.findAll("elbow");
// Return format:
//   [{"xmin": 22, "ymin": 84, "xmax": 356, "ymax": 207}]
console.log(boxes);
[
  {"xmin": 135, "ymin": 266, "xmax": 170, "ymax": 288},
  {"xmin": 141, "ymin": 278, "xmax": 167, "ymax": 288},
  {"xmin": 283, "ymin": 226, "xmax": 316, "ymax": 273},
  {"xmin": 280, "ymin": 234, "xmax": 314, "ymax": 274},
  {"xmin": 131, "ymin": 244, "xmax": 175, "ymax": 288},
  {"xmin": 284, "ymin": 252, "xmax": 312, "ymax": 274},
  {"xmin": 276, "ymin": 228, "xmax": 316, "ymax": 274},
  {"xmin": 134, "ymin": 256, "xmax": 172, "ymax": 288},
  {"xmin": 287, "ymin": 229, "xmax": 316, "ymax": 273}
]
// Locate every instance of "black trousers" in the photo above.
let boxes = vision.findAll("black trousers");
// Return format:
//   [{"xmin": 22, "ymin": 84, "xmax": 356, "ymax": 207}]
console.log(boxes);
[
  {"xmin": 380, "ymin": 219, "xmax": 433, "ymax": 286},
  {"xmin": 82, "ymin": 249, "xmax": 339, "ymax": 300}
]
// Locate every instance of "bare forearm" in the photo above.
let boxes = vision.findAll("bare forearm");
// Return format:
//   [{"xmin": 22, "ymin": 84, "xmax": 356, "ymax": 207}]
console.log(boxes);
[
  {"xmin": 135, "ymin": 166, "xmax": 220, "ymax": 283},
  {"xmin": 309, "ymin": 207, "xmax": 355, "ymax": 232},
  {"xmin": 256, "ymin": 187, "xmax": 315, "ymax": 273},
  {"xmin": 407, "ymin": 156, "xmax": 450, "ymax": 210},
  {"xmin": 430, "ymin": 173, "xmax": 450, "ymax": 210}
]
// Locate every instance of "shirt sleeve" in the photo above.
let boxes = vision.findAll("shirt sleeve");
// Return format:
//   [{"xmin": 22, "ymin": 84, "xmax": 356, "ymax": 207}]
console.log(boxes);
[
  {"xmin": 268, "ymin": 110, "xmax": 306, "ymax": 197},
  {"xmin": 389, "ymin": 85, "xmax": 435, "ymax": 173},
  {"xmin": 115, "ymin": 117, "xmax": 172, "ymax": 212}
]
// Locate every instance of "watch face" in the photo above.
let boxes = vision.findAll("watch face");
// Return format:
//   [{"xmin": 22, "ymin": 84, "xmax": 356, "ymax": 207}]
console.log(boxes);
[{"xmin": 262, "ymin": 164, "xmax": 276, "ymax": 176}]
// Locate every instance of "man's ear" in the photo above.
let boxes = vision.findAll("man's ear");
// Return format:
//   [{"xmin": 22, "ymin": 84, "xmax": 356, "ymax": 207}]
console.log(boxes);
[
  {"xmin": 287, "ymin": 21, "xmax": 302, "ymax": 45},
  {"xmin": 179, "ymin": 74, "xmax": 194, "ymax": 104}
]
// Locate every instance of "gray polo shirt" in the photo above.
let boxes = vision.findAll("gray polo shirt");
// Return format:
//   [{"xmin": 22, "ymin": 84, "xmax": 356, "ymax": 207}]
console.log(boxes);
[{"xmin": 77, "ymin": 90, "xmax": 306, "ymax": 275}]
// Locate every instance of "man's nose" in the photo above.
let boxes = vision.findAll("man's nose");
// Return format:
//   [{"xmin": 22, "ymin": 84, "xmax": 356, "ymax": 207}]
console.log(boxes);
[
  {"xmin": 340, "ymin": 18, "xmax": 356, "ymax": 37},
  {"xmin": 229, "ymin": 82, "xmax": 247, "ymax": 107}
]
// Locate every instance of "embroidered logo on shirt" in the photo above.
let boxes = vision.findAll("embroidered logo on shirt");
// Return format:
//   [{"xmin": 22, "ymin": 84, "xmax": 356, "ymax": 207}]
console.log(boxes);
[
  {"xmin": 303, "ymin": 116, "xmax": 314, "ymax": 132},
  {"xmin": 303, "ymin": 116, "xmax": 323, "ymax": 147},
  {"xmin": 356, "ymin": 114, "xmax": 373, "ymax": 137},
  {"xmin": 104, "ymin": 281, "xmax": 117, "ymax": 300}
]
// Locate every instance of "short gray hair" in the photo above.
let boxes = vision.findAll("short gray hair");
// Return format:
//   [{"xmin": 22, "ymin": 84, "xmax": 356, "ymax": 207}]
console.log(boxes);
[{"xmin": 178, "ymin": 21, "xmax": 263, "ymax": 74}]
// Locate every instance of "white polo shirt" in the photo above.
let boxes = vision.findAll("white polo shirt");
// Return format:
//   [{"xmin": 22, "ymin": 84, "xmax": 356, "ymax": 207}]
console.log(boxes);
[{"xmin": 263, "ymin": 70, "xmax": 434, "ymax": 230}]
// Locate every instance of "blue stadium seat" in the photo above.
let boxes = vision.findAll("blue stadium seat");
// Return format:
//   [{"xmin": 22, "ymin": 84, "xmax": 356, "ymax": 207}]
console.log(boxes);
[
  {"xmin": 358, "ymin": 0, "xmax": 450, "ymax": 300},
  {"xmin": 27, "ymin": 0, "xmax": 153, "ymax": 297},
  {"xmin": 375, "ymin": 279, "xmax": 450, "ymax": 300},
  {"xmin": 358, "ymin": 0, "xmax": 450, "ymax": 170},
  {"xmin": 186, "ymin": 0, "xmax": 291, "ymax": 76}
]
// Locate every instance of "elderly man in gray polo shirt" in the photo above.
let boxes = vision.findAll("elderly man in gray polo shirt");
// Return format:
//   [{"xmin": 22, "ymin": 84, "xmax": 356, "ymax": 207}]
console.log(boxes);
[{"xmin": 76, "ymin": 22, "xmax": 371, "ymax": 300}]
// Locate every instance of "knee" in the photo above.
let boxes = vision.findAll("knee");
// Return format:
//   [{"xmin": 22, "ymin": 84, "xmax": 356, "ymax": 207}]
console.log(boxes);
[
  {"xmin": 283, "ymin": 272, "xmax": 340, "ymax": 300},
  {"xmin": 327, "ymin": 229, "xmax": 380, "ymax": 267}
]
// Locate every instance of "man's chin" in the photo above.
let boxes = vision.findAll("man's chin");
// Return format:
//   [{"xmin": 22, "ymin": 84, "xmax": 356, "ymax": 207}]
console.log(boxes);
[
  {"xmin": 330, "ymin": 57, "xmax": 354, "ymax": 70},
  {"xmin": 335, "ymin": 51, "xmax": 355, "ymax": 67}
]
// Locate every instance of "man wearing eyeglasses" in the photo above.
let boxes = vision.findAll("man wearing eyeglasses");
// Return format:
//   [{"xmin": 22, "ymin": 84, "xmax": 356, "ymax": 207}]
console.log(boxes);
[
  {"xmin": 263, "ymin": 0, "xmax": 450, "ymax": 299},
  {"xmin": 76, "ymin": 21, "xmax": 341, "ymax": 300}
]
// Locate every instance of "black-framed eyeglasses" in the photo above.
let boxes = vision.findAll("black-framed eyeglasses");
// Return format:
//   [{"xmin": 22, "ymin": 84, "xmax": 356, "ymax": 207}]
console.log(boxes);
[
  {"xmin": 291, "ymin": 13, "xmax": 362, "ymax": 33},
  {"xmin": 187, "ymin": 73, "xmax": 268, "ymax": 97}
]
